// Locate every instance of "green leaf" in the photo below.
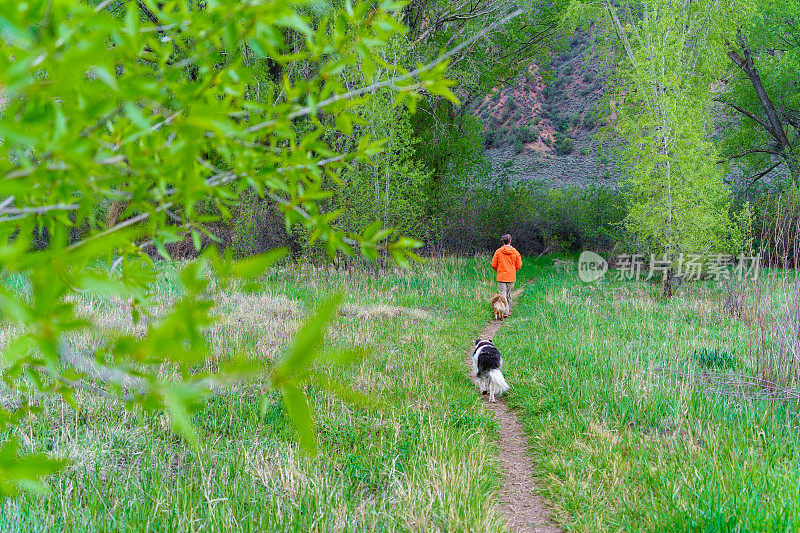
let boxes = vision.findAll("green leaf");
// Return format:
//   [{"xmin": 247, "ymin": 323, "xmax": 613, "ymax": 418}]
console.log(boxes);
[
  {"xmin": 232, "ymin": 247, "xmax": 287, "ymax": 279},
  {"xmin": 164, "ymin": 388, "xmax": 200, "ymax": 448},
  {"xmin": 124, "ymin": 103, "xmax": 151, "ymax": 131},
  {"xmin": 79, "ymin": 275, "xmax": 132, "ymax": 298},
  {"xmin": 282, "ymin": 382, "xmax": 317, "ymax": 455},
  {"xmin": 318, "ymin": 347, "xmax": 369, "ymax": 367},
  {"xmin": 90, "ymin": 65, "xmax": 119, "ymax": 91},
  {"xmin": 362, "ymin": 220, "xmax": 382, "ymax": 240},
  {"xmin": 335, "ymin": 113, "xmax": 353, "ymax": 135},
  {"xmin": 191, "ymin": 230, "xmax": 202, "ymax": 252},
  {"xmin": 313, "ymin": 373, "xmax": 382, "ymax": 409},
  {"xmin": 0, "ymin": 437, "xmax": 68, "ymax": 497},
  {"xmin": 276, "ymin": 12, "xmax": 312, "ymax": 36},
  {"xmin": 0, "ymin": 292, "xmax": 31, "ymax": 323},
  {"xmin": 271, "ymin": 292, "xmax": 343, "ymax": 385},
  {"xmin": 360, "ymin": 243, "xmax": 379, "ymax": 261}
]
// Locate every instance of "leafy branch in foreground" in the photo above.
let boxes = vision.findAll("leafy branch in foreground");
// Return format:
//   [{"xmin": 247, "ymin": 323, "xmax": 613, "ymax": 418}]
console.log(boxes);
[{"xmin": 0, "ymin": 0, "xmax": 523, "ymax": 494}]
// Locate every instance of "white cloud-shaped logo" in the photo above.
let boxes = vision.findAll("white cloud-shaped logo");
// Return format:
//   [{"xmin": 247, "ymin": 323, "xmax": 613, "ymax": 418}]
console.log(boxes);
[{"xmin": 578, "ymin": 251, "xmax": 608, "ymax": 283}]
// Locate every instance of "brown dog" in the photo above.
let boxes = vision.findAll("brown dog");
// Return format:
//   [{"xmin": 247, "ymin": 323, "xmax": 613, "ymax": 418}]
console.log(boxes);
[{"xmin": 491, "ymin": 293, "xmax": 508, "ymax": 321}]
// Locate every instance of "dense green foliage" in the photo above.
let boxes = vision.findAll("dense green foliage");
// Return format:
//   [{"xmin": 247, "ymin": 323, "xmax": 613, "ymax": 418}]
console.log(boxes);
[
  {"xmin": 0, "ymin": 0, "xmax": 458, "ymax": 492},
  {"xmin": 600, "ymin": 0, "xmax": 742, "ymax": 261},
  {"xmin": 720, "ymin": 0, "xmax": 800, "ymax": 186},
  {"xmin": 452, "ymin": 183, "xmax": 624, "ymax": 254}
]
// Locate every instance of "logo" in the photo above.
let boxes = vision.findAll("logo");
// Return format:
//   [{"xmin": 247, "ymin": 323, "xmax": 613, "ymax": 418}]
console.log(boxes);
[{"xmin": 578, "ymin": 251, "xmax": 608, "ymax": 283}]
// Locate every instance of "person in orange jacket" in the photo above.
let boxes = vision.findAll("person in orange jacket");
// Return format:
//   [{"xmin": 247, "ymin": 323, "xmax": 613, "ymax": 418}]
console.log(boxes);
[{"xmin": 491, "ymin": 234, "xmax": 522, "ymax": 317}]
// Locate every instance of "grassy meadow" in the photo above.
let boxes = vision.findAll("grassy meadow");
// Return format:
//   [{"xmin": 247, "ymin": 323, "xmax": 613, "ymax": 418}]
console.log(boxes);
[
  {"xmin": 1, "ymin": 258, "xmax": 536, "ymax": 532},
  {"xmin": 4, "ymin": 255, "xmax": 800, "ymax": 532},
  {"xmin": 497, "ymin": 261, "xmax": 800, "ymax": 531}
]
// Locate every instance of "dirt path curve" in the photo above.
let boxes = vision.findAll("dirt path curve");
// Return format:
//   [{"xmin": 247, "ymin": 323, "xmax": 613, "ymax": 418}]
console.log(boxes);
[{"xmin": 469, "ymin": 289, "xmax": 560, "ymax": 533}]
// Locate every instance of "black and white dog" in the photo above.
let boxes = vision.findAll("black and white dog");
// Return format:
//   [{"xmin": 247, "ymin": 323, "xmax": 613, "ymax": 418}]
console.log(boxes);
[{"xmin": 472, "ymin": 339, "xmax": 510, "ymax": 402}]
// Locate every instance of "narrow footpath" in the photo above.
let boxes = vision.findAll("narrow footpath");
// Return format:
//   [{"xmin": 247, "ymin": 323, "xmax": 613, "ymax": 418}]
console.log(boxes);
[{"xmin": 468, "ymin": 288, "xmax": 560, "ymax": 533}]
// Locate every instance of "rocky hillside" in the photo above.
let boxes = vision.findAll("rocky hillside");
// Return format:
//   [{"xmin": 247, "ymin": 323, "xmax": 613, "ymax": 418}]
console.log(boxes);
[{"xmin": 473, "ymin": 30, "xmax": 620, "ymax": 188}]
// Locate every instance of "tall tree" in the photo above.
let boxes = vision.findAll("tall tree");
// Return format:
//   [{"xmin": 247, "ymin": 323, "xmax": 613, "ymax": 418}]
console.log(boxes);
[
  {"xmin": 571, "ymin": 0, "xmax": 743, "ymax": 294},
  {"xmin": 719, "ymin": 0, "xmax": 800, "ymax": 188}
]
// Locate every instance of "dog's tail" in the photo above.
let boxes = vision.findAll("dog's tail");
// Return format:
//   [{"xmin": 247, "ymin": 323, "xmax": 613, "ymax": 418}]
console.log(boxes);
[{"xmin": 488, "ymin": 369, "xmax": 510, "ymax": 396}]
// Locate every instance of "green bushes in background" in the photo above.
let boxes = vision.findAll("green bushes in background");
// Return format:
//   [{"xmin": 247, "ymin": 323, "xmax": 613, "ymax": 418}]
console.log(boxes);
[{"xmin": 442, "ymin": 182, "xmax": 626, "ymax": 255}]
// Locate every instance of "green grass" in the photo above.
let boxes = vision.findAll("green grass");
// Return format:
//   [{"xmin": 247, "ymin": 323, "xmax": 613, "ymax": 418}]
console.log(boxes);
[
  {"xmin": 496, "ymin": 264, "xmax": 800, "ymax": 531},
  {"xmin": 9, "ymin": 255, "xmax": 797, "ymax": 531},
  {"xmin": 2, "ymin": 257, "xmax": 518, "ymax": 532}
]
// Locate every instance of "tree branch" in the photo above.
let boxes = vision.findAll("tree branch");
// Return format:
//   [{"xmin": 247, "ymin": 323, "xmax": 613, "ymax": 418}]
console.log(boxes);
[
  {"xmin": 0, "ymin": 196, "xmax": 15, "ymax": 212},
  {"xmin": 727, "ymin": 33, "xmax": 797, "ymax": 166},
  {"xmin": 0, "ymin": 202, "xmax": 81, "ymax": 217},
  {"xmin": 720, "ymin": 147, "xmax": 783, "ymax": 163},
  {"xmin": 604, "ymin": 0, "xmax": 637, "ymax": 67},
  {"xmin": 66, "ymin": 204, "xmax": 172, "ymax": 251},
  {"xmin": 743, "ymin": 162, "xmax": 782, "ymax": 192},
  {"xmin": 720, "ymin": 99, "xmax": 773, "ymax": 134},
  {"xmin": 246, "ymin": 7, "xmax": 525, "ymax": 133}
]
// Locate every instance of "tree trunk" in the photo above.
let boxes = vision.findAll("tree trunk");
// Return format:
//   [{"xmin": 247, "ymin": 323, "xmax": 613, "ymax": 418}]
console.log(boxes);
[{"xmin": 728, "ymin": 32, "xmax": 799, "ymax": 181}]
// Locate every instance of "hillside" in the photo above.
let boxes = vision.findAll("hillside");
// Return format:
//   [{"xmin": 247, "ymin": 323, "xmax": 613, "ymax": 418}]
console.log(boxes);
[{"xmin": 473, "ymin": 30, "xmax": 621, "ymax": 188}]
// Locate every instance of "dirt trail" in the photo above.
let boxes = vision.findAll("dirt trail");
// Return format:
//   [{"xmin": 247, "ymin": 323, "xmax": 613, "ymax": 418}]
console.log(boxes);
[{"xmin": 470, "ymin": 289, "xmax": 560, "ymax": 533}]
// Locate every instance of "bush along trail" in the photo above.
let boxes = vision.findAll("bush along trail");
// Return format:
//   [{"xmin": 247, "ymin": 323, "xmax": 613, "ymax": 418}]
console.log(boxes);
[{"xmin": 470, "ymin": 263, "xmax": 561, "ymax": 533}]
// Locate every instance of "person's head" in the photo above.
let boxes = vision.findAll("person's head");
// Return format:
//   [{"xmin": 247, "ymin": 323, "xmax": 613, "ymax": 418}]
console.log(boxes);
[{"xmin": 502, "ymin": 234, "xmax": 511, "ymax": 245}]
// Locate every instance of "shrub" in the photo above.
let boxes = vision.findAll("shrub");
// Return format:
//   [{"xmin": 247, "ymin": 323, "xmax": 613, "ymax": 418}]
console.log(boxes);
[
  {"xmin": 514, "ymin": 111, "xmax": 522, "ymax": 121},
  {"xmin": 556, "ymin": 136, "xmax": 574, "ymax": 155},
  {"xmin": 494, "ymin": 126, "xmax": 506, "ymax": 145},
  {"xmin": 580, "ymin": 146, "xmax": 589, "ymax": 155},
  {"xmin": 583, "ymin": 72, "xmax": 594, "ymax": 83},
  {"xmin": 525, "ymin": 71, "xmax": 536, "ymax": 85},
  {"xmin": 446, "ymin": 184, "xmax": 626, "ymax": 255},
  {"xmin": 693, "ymin": 348, "xmax": 735, "ymax": 369},
  {"xmin": 514, "ymin": 139, "xmax": 524, "ymax": 154},
  {"xmin": 484, "ymin": 129, "xmax": 497, "ymax": 148},
  {"xmin": 504, "ymin": 127, "xmax": 517, "ymax": 144},
  {"xmin": 512, "ymin": 125, "xmax": 538, "ymax": 145}
]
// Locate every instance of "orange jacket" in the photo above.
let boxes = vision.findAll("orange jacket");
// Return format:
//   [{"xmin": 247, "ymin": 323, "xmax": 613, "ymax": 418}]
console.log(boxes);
[{"xmin": 492, "ymin": 245, "xmax": 522, "ymax": 282}]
